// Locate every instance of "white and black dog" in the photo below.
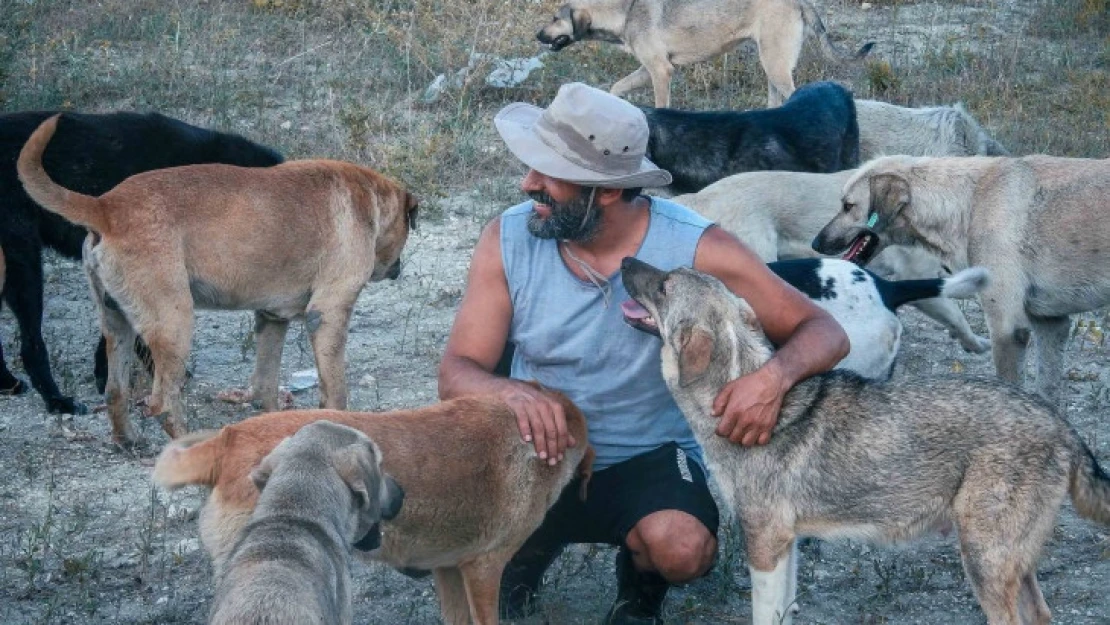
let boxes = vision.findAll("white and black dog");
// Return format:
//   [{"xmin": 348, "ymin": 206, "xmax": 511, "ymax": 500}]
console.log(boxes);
[{"xmin": 765, "ymin": 259, "xmax": 988, "ymax": 379}]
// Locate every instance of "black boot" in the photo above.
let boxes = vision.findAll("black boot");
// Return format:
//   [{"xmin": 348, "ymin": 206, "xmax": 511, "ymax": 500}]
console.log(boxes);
[
  {"xmin": 602, "ymin": 547, "xmax": 669, "ymax": 625},
  {"xmin": 499, "ymin": 543, "xmax": 566, "ymax": 620}
]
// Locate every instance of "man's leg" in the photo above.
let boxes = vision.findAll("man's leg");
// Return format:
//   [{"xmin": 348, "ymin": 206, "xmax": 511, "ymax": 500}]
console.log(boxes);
[{"xmin": 595, "ymin": 443, "xmax": 720, "ymax": 624}]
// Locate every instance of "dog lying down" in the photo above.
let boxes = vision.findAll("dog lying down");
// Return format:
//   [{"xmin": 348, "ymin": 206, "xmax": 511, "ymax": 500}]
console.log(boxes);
[
  {"xmin": 154, "ymin": 386, "xmax": 592, "ymax": 625},
  {"xmin": 739, "ymin": 258, "xmax": 986, "ymax": 379},
  {"xmin": 621, "ymin": 257, "xmax": 1110, "ymax": 625},
  {"xmin": 208, "ymin": 421, "xmax": 403, "ymax": 625}
]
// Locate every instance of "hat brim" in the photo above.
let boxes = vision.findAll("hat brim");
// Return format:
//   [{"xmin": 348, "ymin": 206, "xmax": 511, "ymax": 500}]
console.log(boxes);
[{"xmin": 494, "ymin": 103, "xmax": 672, "ymax": 189}]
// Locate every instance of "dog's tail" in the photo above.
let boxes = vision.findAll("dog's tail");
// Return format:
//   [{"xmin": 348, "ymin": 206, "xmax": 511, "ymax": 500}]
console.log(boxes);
[
  {"xmin": 152, "ymin": 429, "xmax": 224, "ymax": 489},
  {"xmin": 874, "ymin": 266, "xmax": 990, "ymax": 311},
  {"xmin": 799, "ymin": 0, "xmax": 875, "ymax": 63},
  {"xmin": 1070, "ymin": 441, "xmax": 1110, "ymax": 526},
  {"xmin": 17, "ymin": 114, "xmax": 111, "ymax": 233}
]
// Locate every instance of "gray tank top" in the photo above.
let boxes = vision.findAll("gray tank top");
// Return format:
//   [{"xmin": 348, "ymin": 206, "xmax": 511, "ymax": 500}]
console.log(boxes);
[{"xmin": 501, "ymin": 197, "xmax": 711, "ymax": 470}]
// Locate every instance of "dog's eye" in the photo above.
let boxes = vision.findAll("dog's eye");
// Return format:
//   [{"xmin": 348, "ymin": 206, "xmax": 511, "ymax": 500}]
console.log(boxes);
[{"xmin": 842, "ymin": 202, "xmax": 855, "ymax": 214}]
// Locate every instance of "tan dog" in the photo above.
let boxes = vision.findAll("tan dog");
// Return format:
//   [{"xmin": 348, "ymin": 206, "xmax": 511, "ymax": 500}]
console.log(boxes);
[
  {"xmin": 209, "ymin": 421, "xmax": 403, "ymax": 625},
  {"xmin": 154, "ymin": 387, "xmax": 594, "ymax": 625},
  {"xmin": 537, "ymin": 0, "xmax": 873, "ymax": 107},
  {"xmin": 17, "ymin": 115, "xmax": 419, "ymax": 445},
  {"xmin": 813, "ymin": 155, "xmax": 1110, "ymax": 406}
]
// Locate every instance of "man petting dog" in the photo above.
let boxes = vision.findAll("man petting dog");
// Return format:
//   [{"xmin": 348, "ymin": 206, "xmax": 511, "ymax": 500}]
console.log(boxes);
[{"xmin": 438, "ymin": 83, "xmax": 848, "ymax": 624}]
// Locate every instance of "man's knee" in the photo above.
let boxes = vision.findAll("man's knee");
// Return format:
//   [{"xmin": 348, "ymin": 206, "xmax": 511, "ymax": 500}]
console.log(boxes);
[{"xmin": 629, "ymin": 513, "xmax": 717, "ymax": 584}]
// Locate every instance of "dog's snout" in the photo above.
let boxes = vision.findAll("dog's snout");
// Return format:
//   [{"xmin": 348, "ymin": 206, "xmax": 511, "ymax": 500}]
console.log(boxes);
[
  {"xmin": 383, "ymin": 477, "xmax": 404, "ymax": 521},
  {"xmin": 386, "ymin": 259, "xmax": 402, "ymax": 281}
]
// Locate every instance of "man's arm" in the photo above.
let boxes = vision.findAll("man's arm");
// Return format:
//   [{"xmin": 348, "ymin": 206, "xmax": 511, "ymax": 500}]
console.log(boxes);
[
  {"xmin": 438, "ymin": 217, "xmax": 576, "ymax": 464},
  {"xmin": 693, "ymin": 225, "xmax": 850, "ymax": 446}
]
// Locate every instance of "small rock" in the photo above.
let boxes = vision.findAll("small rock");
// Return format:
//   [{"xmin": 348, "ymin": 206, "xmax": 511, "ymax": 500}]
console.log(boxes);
[
  {"xmin": 861, "ymin": 2, "xmax": 873, "ymax": 9},
  {"xmin": 280, "ymin": 120, "xmax": 292, "ymax": 130},
  {"xmin": 359, "ymin": 373, "xmax": 378, "ymax": 388},
  {"xmin": 289, "ymin": 368, "xmax": 319, "ymax": 392}
]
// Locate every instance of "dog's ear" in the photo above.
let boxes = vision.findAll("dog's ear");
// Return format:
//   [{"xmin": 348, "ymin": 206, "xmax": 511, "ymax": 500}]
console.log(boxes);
[
  {"xmin": 570, "ymin": 7, "xmax": 591, "ymax": 38},
  {"xmin": 736, "ymin": 299, "xmax": 762, "ymax": 334},
  {"xmin": 868, "ymin": 173, "xmax": 911, "ymax": 223},
  {"xmin": 677, "ymin": 322, "xmax": 714, "ymax": 388},
  {"xmin": 405, "ymin": 192, "xmax": 419, "ymax": 231},
  {"xmin": 333, "ymin": 442, "xmax": 381, "ymax": 514}
]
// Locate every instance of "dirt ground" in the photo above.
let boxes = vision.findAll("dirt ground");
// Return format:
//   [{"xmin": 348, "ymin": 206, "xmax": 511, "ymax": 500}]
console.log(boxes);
[{"xmin": 1, "ymin": 1, "xmax": 1108, "ymax": 624}]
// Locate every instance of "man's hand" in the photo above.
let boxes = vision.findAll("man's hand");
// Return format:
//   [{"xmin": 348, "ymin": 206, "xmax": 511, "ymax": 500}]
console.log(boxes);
[
  {"xmin": 711, "ymin": 363, "xmax": 788, "ymax": 446},
  {"xmin": 501, "ymin": 382, "xmax": 577, "ymax": 464}
]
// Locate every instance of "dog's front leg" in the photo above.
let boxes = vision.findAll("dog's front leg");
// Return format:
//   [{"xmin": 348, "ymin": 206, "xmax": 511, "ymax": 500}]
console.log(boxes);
[
  {"xmin": 459, "ymin": 550, "xmax": 514, "ymax": 625},
  {"xmin": 610, "ymin": 66, "xmax": 654, "ymax": 100},
  {"xmin": 747, "ymin": 535, "xmax": 798, "ymax": 625},
  {"xmin": 249, "ymin": 311, "xmax": 291, "ymax": 410},
  {"xmin": 1030, "ymin": 315, "xmax": 1070, "ymax": 408},
  {"xmin": 432, "ymin": 567, "xmax": 472, "ymax": 625}
]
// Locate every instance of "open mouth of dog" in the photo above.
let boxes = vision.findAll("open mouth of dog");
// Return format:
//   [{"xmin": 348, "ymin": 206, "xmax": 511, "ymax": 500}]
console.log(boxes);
[
  {"xmin": 621, "ymin": 299, "xmax": 660, "ymax": 336},
  {"xmin": 353, "ymin": 523, "xmax": 382, "ymax": 552},
  {"xmin": 544, "ymin": 35, "xmax": 572, "ymax": 51},
  {"xmin": 841, "ymin": 230, "xmax": 880, "ymax": 266}
]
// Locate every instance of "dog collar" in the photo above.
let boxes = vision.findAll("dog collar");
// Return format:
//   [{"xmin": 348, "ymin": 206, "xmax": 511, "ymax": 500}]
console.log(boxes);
[{"xmin": 866, "ymin": 212, "xmax": 879, "ymax": 228}]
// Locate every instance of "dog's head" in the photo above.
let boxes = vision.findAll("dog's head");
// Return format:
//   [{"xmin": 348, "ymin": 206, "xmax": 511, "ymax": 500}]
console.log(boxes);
[
  {"xmin": 250, "ymin": 421, "xmax": 404, "ymax": 552},
  {"xmin": 372, "ymin": 188, "xmax": 420, "ymax": 282},
  {"xmin": 537, "ymin": 5, "xmax": 590, "ymax": 51},
  {"xmin": 620, "ymin": 258, "xmax": 771, "ymax": 390},
  {"xmin": 812, "ymin": 159, "xmax": 917, "ymax": 266}
]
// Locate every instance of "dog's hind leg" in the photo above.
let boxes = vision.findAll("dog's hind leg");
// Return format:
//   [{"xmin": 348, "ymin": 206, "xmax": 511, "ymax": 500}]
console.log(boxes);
[
  {"xmin": 130, "ymin": 281, "xmax": 194, "ymax": 439},
  {"xmin": 248, "ymin": 311, "xmax": 290, "ymax": 410},
  {"xmin": 909, "ymin": 298, "xmax": 992, "ymax": 353},
  {"xmin": 91, "ymin": 273, "xmax": 140, "ymax": 445},
  {"xmin": 610, "ymin": 66, "xmax": 654, "ymax": 102},
  {"xmin": 754, "ymin": 18, "xmax": 802, "ymax": 107},
  {"xmin": 432, "ymin": 567, "xmax": 472, "ymax": 625},
  {"xmin": 746, "ymin": 529, "xmax": 798, "ymax": 625},
  {"xmin": 1018, "ymin": 573, "xmax": 1051, "ymax": 625},
  {"xmin": 1031, "ymin": 315, "xmax": 1070, "ymax": 408}
]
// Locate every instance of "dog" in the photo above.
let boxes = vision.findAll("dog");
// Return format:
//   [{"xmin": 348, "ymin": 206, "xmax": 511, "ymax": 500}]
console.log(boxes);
[
  {"xmin": 812, "ymin": 155, "xmax": 1110, "ymax": 406},
  {"xmin": 674, "ymin": 169, "xmax": 993, "ymax": 353},
  {"xmin": 154, "ymin": 387, "xmax": 593, "ymax": 625},
  {"xmin": 17, "ymin": 114, "xmax": 418, "ymax": 445},
  {"xmin": 642, "ymin": 81, "xmax": 859, "ymax": 194},
  {"xmin": 621, "ymin": 256, "xmax": 1110, "ymax": 625},
  {"xmin": 0, "ymin": 110, "xmax": 283, "ymax": 415},
  {"xmin": 855, "ymin": 99, "xmax": 1009, "ymax": 161},
  {"xmin": 208, "ymin": 420, "xmax": 403, "ymax": 625},
  {"xmin": 761, "ymin": 258, "xmax": 987, "ymax": 379},
  {"xmin": 537, "ymin": 0, "xmax": 873, "ymax": 107}
]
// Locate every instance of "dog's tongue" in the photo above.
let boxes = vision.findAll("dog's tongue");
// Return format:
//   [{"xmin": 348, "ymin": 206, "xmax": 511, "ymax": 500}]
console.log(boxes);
[{"xmin": 621, "ymin": 299, "xmax": 650, "ymax": 320}]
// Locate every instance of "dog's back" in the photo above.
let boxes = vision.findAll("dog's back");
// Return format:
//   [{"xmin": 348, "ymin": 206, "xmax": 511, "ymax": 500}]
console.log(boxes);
[
  {"xmin": 643, "ymin": 81, "xmax": 858, "ymax": 193},
  {"xmin": 855, "ymin": 100, "xmax": 1008, "ymax": 160}
]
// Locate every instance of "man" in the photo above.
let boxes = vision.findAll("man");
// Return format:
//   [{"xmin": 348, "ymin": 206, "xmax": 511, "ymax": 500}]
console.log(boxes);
[{"xmin": 438, "ymin": 83, "xmax": 849, "ymax": 624}]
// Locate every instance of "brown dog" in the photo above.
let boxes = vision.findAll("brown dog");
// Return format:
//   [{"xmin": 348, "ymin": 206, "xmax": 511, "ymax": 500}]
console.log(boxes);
[
  {"xmin": 17, "ymin": 115, "xmax": 418, "ymax": 445},
  {"xmin": 154, "ymin": 387, "xmax": 594, "ymax": 625}
]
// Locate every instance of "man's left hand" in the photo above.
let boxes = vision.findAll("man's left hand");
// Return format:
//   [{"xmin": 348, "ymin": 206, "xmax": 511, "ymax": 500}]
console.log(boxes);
[{"xmin": 711, "ymin": 363, "xmax": 788, "ymax": 446}]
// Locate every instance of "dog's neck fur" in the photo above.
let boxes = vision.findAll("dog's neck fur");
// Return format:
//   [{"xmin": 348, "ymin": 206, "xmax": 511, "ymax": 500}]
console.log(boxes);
[{"xmin": 252, "ymin": 459, "xmax": 357, "ymax": 548}]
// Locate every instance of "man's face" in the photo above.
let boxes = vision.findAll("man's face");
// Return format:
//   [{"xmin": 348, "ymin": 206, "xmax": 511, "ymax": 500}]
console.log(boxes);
[{"xmin": 521, "ymin": 169, "xmax": 602, "ymax": 242}]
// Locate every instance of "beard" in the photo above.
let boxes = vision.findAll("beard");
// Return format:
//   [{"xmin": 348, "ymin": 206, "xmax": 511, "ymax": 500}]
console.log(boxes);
[{"xmin": 526, "ymin": 188, "xmax": 602, "ymax": 242}]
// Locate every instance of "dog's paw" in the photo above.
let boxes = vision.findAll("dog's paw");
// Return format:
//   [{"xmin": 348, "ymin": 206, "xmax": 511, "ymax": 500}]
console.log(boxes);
[
  {"xmin": 46, "ymin": 395, "xmax": 89, "ymax": 415},
  {"xmin": 960, "ymin": 335, "xmax": 992, "ymax": 354}
]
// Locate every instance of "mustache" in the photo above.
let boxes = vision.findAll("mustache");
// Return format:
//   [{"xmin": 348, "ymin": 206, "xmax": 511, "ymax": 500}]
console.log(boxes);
[{"xmin": 528, "ymin": 191, "xmax": 557, "ymax": 207}]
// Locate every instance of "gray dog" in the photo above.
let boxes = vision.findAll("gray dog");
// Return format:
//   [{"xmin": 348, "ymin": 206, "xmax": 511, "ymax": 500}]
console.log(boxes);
[
  {"xmin": 620, "ymin": 257, "xmax": 1110, "ymax": 625},
  {"xmin": 208, "ymin": 421, "xmax": 404, "ymax": 625},
  {"xmin": 537, "ymin": 0, "xmax": 873, "ymax": 107}
]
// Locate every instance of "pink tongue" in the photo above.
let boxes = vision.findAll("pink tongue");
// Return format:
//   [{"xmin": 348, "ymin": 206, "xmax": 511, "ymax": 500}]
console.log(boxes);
[
  {"xmin": 843, "ymin": 234, "xmax": 867, "ymax": 260},
  {"xmin": 621, "ymin": 299, "xmax": 650, "ymax": 319}
]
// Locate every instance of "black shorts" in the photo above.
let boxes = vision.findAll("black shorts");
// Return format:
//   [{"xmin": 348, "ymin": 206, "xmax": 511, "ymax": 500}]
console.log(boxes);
[{"xmin": 519, "ymin": 442, "xmax": 720, "ymax": 552}]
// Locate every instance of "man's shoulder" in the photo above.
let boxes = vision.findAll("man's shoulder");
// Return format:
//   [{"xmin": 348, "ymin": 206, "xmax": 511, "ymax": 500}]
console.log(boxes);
[{"xmin": 648, "ymin": 196, "xmax": 713, "ymax": 230}]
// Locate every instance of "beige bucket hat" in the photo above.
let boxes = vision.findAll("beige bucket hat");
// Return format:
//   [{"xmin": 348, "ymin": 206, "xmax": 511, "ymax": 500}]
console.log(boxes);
[{"xmin": 494, "ymin": 82, "xmax": 672, "ymax": 189}]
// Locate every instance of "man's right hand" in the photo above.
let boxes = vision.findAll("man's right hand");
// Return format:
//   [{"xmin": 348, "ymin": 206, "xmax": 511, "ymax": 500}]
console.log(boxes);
[{"xmin": 501, "ymin": 382, "xmax": 577, "ymax": 465}]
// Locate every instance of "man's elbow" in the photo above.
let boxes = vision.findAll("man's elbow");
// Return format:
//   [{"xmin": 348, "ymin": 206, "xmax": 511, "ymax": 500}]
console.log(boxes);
[{"xmin": 828, "ymin": 317, "xmax": 851, "ymax": 363}]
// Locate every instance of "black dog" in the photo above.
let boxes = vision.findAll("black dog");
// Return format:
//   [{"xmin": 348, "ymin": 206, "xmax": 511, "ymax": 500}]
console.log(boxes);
[
  {"xmin": 641, "ymin": 81, "xmax": 859, "ymax": 193},
  {"xmin": 1, "ymin": 111, "xmax": 283, "ymax": 414}
]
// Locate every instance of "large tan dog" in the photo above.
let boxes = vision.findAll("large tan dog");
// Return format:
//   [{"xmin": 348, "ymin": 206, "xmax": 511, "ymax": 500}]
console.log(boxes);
[
  {"xmin": 537, "ymin": 0, "xmax": 873, "ymax": 107},
  {"xmin": 17, "ymin": 115, "xmax": 418, "ymax": 445},
  {"xmin": 674, "ymin": 169, "xmax": 992, "ymax": 353},
  {"xmin": 209, "ymin": 421, "xmax": 404, "ymax": 625},
  {"xmin": 154, "ymin": 388, "xmax": 593, "ymax": 625},
  {"xmin": 813, "ymin": 155, "xmax": 1110, "ymax": 406}
]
